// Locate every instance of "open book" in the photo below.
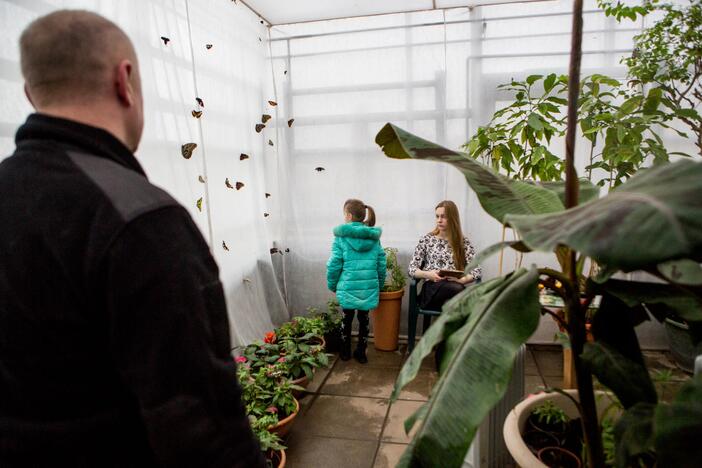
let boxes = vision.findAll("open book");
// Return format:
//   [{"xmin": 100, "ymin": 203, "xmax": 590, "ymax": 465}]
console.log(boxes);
[{"xmin": 438, "ymin": 269, "xmax": 464, "ymax": 279}]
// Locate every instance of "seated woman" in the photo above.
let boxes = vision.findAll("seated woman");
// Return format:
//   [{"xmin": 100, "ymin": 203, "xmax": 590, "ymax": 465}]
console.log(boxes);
[{"xmin": 408, "ymin": 200, "xmax": 482, "ymax": 311}]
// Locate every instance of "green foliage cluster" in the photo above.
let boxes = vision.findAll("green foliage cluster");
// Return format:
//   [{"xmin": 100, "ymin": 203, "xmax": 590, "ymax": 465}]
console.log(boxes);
[{"xmin": 381, "ymin": 247, "xmax": 406, "ymax": 292}]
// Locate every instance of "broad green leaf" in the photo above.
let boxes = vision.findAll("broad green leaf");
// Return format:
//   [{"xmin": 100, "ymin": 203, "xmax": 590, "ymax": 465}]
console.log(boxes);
[
  {"xmin": 675, "ymin": 108, "xmax": 700, "ymax": 120},
  {"xmin": 657, "ymin": 259, "xmax": 702, "ymax": 286},
  {"xmin": 618, "ymin": 96, "xmax": 643, "ymax": 116},
  {"xmin": 543, "ymin": 73, "xmax": 557, "ymax": 93},
  {"xmin": 397, "ymin": 268, "xmax": 540, "ymax": 468},
  {"xmin": 375, "ymin": 123, "xmax": 564, "ymax": 223},
  {"xmin": 582, "ymin": 342, "xmax": 657, "ymax": 408},
  {"xmin": 536, "ymin": 179, "xmax": 600, "ymax": 205},
  {"xmin": 614, "ymin": 403, "xmax": 655, "ymax": 468},
  {"xmin": 506, "ymin": 160, "xmax": 702, "ymax": 272},
  {"xmin": 526, "ymin": 74, "xmax": 543, "ymax": 85},
  {"xmin": 654, "ymin": 375, "xmax": 702, "ymax": 468},
  {"xmin": 599, "ymin": 278, "xmax": 702, "ymax": 322},
  {"xmin": 527, "ymin": 113, "xmax": 544, "ymax": 131},
  {"xmin": 391, "ymin": 277, "xmax": 507, "ymax": 400},
  {"xmin": 643, "ymin": 87, "xmax": 662, "ymax": 115},
  {"xmin": 404, "ymin": 401, "xmax": 429, "ymax": 434}
]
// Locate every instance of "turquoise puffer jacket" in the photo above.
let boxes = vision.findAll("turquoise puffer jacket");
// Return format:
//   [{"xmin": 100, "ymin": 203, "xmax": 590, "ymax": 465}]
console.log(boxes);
[{"xmin": 326, "ymin": 222, "xmax": 387, "ymax": 310}]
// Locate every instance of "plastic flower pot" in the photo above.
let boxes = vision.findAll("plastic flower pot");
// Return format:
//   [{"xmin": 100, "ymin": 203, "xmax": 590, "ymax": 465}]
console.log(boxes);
[
  {"xmin": 372, "ymin": 289, "xmax": 404, "ymax": 351},
  {"xmin": 269, "ymin": 398, "xmax": 299, "ymax": 438}
]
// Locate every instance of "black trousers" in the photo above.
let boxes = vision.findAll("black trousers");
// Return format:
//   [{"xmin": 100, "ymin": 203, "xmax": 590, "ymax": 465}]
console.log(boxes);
[
  {"xmin": 342, "ymin": 309, "xmax": 369, "ymax": 338},
  {"xmin": 419, "ymin": 280, "xmax": 465, "ymax": 310}
]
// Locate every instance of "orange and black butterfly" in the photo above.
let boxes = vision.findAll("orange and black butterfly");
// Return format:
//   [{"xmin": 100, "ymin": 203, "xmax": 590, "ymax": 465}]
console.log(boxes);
[
  {"xmin": 181, "ymin": 143, "xmax": 197, "ymax": 159},
  {"xmin": 160, "ymin": 36, "xmax": 170, "ymax": 45},
  {"xmin": 225, "ymin": 178, "xmax": 234, "ymax": 189},
  {"xmin": 192, "ymin": 110, "xmax": 202, "ymax": 119},
  {"xmin": 255, "ymin": 124, "xmax": 265, "ymax": 133},
  {"xmin": 236, "ymin": 182, "xmax": 245, "ymax": 190},
  {"xmin": 240, "ymin": 153, "xmax": 250, "ymax": 161}
]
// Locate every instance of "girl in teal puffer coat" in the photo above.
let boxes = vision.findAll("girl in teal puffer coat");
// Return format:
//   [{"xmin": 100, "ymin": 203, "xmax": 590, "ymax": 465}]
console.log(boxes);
[{"xmin": 327, "ymin": 199, "xmax": 387, "ymax": 363}]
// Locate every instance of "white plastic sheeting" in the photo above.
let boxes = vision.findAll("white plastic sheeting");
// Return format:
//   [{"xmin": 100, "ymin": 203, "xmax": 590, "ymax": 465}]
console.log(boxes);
[
  {"xmin": 0, "ymin": 0, "xmax": 288, "ymax": 347},
  {"xmin": 265, "ymin": 0, "xmax": 691, "ymax": 346}
]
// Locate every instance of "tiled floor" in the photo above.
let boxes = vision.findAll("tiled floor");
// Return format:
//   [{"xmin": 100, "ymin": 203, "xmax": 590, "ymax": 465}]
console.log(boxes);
[{"xmin": 283, "ymin": 342, "xmax": 690, "ymax": 467}]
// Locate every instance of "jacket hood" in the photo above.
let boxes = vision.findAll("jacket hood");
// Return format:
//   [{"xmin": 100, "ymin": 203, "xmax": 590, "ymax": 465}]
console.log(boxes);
[{"xmin": 333, "ymin": 222, "xmax": 382, "ymax": 252}]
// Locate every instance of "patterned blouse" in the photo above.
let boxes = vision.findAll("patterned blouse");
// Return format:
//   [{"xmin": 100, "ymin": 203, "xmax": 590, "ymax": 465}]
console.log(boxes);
[{"xmin": 408, "ymin": 234, "xmax": 482, "ymax": 280}]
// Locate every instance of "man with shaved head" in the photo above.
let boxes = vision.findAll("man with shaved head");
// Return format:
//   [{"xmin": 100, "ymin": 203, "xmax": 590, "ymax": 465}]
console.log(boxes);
[{"xmin": 0, "ymin": 10, "xmax": 265, "ymax": 468}]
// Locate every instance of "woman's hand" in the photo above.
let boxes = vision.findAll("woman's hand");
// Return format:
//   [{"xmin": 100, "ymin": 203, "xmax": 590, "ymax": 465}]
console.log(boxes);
[
  {"xmin": 447, "ymin": 274, "xmax": 474, "ymax": 285},
  {"xmin": 426, "ymin": 270, "xmax": 444, "ymax": 282}
]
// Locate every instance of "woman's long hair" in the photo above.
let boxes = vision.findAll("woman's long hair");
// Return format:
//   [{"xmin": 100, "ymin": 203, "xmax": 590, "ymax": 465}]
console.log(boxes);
[
  {"xmin": 344, "ymin": 199, "xmax": 376, "ymax": 226},
  {"xmin": 430, "ymin": 200, "xmax": 466, "ymax": 270}
]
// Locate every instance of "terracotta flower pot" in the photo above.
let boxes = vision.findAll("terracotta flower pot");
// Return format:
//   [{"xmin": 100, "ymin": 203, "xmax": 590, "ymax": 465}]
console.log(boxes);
[
  {"xmin": 290, "ymin": 374, "xmax": 310, "ymax": 399},
  {"xmin": 268, "ymin": 448, "xmax": 286, "ymax": 468},
  {"xmin": 372, "ymin": 289, "xmax": 404, "ymax": 351},
  {"xmin": 269, "ymin": 397, "xmax": 299, "ymax": 438},
  {"xmin": 503, "ymin": 390, "xmax": 614, "ymax": 468}
]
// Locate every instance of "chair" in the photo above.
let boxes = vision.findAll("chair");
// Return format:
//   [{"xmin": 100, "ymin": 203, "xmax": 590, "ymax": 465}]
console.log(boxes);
[{"xmin": 407, "ymin": 277, "xmax": 481, "ymax": 353}]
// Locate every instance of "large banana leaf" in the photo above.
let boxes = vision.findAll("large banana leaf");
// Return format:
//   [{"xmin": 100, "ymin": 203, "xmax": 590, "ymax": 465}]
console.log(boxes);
[
  {"xmin": 614, "ymin": 403, "xmax": 655, "ymax": 468},
  {"xmin": 599, "ymin": 279, "xmax": 702, "ymax": 322},
  {"xmin": 506, "ymin": 160, "xmax": 702, "ymax": 271},
  {"xmin": 657, "ymin": 259, "xmax": 702, "ymax": 286},
  {"xmin": 536, "ymin": 179, "xmax": 601, "ymax": 205},
  {"xmin": 375, "ymin": 123, "xmax": 564, "ymax": 222},
  {"xmin": 396, "ymin": 268, "xmax": 540, "ymax": 468}
]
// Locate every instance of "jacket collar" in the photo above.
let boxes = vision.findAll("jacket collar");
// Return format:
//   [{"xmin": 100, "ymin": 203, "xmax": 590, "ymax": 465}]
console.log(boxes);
[
  {"xmin": 15, "ymin": 113, "xmax": 147, "ymax": 177},
  {"xmin": 333, "ymin": 222, "xmax": 382, "ymax": 240}
]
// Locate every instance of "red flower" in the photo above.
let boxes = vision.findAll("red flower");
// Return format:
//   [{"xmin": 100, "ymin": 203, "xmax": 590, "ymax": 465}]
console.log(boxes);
[
  {"xmin": 266, "ymin": 406, "xmax": 278, "ymax": 414},
  {"xmin": 264, "ymin": 331, "xmax": 276, "ymax": 344},
  {"xmin": 277, "ymin": 357, "xmax": 286, "ymax": 363},
  {"xmin": 235, "ymin": 356, "xmax": 247, "ymax": 363}
]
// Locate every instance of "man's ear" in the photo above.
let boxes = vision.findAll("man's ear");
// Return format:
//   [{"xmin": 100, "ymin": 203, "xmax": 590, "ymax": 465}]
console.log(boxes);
[
  {"xmin": 24, "ymin": 84, "xmax": 36, "ymax": 109},
  {"xmin": 115, "ymin": 60, "xmax": 135, "ymax": 107}
]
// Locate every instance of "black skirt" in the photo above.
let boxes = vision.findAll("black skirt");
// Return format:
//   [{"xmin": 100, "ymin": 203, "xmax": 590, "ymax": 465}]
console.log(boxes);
[{"xmin": 419, "ymin": 280, "xmax": 465, "ymax": 311}]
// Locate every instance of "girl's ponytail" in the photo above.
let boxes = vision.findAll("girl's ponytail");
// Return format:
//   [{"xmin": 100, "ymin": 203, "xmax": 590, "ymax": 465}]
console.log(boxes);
[{"xmin": 364, "ymin": 204, "xmax": 376, "ymax": 227}]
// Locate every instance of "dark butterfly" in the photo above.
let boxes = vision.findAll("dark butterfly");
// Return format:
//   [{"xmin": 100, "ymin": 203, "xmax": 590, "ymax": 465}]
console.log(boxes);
[
  {"xmin": 196, "ymin": 198, "xmax": 203, "ymax": 211},
  {"xmin": 192, "ymin": 110, "xmax": 202, "ymax": 118},
  {"xmin": 255, "ymin": 123, "xmax": 265, "ymax": 133},
  {"xmin": 265, "ymin": 193, "xmax": 271, "ymax": 198},
  {"xmin": 240, "ymin": 153, "xmax": 250, "ymax": 161},
  {"xmin": 268, "ymin": 100, "xmax": 277, "ymax": 106},
  {"xmin": 287, "ymin": 119, "xmax": 294, "ymax": 127},
  {"xmin": 258, "ymin": 37, "xmax": 262, "ymax": 42},
  {"xmin": 236, "ymin": 182, "xmax": 245, "ymax": 190},
  {"xmin": 260, "ymin": 20, "xmax": 264, "ymax": 24},
  {"xmin": 268, "ymin": 140, "xmax": 274, "ymax": 146},
  {"xmin": 225, "ymin": 178, "xmax": 233, "ymax": 189},
  {"xmin": 181, "ymin": 142, "xmax": 197, "ymax": 159},
  {"xmin": 285, "ymin": 248, "xmax": 290, "ymax": 253},
  {"xmin": 270, "ymin": 247, "xmax": 280, "ymax": 254},
  {"xmin": 206, "ymin": 44, "xmax": 213, "ymax": 50},
  {"xmin": 196, "ymin": 97, "xmax": 204, "ymax": 107},
  {"xmin": 315, "ymin": 167, "xmax": 325, "ymax": 172},
  {"xmin": 198, "ymin": 175, "xmax": 206, "ymax": 183},
  {"xmin": 222, "ymin": 241, "xmax": 230, "ymax": 251},
  {"xmin": 261, "ymin": 114, "xmax": 272, "ymax": 123},
  {"xmin": 264, "ymin": 213, "xmax": 270, "ymax": 218},
  {"xmin": 284, "ymin": 70, "xmax": 288, "ymax": 75},
  {"xmin": 160, "ymin": 36, "xmax": 170, "ymax": 45}
]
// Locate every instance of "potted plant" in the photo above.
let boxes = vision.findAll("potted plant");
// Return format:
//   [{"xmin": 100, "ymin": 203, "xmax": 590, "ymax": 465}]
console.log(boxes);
[
  {"xmin": 249, "ymin": 415, "xmax": 287, "ymax": 468},
  {"xmin": 237, "ymin": 358, "xmax": 302, "ymax": 438},
  {"xmin": 372, "ymin": 247, "xmax": 406, "ymax": 351},
  {"xmin": 309, "ymin": 300, "xmax": 344, "ymax": 353},
  {"xmin": 372, "ymin": 3, "xmax": 702, "ymax": 459}
]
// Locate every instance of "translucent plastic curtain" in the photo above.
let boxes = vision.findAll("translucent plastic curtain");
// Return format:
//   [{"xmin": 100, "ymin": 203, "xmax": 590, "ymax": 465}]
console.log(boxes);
[
  {"xmin": 0, "ymin": 0, "xmax": 288, "ymax": 346},
  {"xmin": 266, "ymin": 0, "xmax": 675, "ymax": 347}
]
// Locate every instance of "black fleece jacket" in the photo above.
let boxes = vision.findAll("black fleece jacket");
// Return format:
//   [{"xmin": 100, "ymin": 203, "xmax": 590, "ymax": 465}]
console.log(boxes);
[{"xmin": 0, "ymin": 114, "xmax": 265, "ymax": 468}]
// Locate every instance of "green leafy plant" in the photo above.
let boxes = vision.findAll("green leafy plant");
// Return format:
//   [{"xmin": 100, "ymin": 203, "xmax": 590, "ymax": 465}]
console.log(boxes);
[
  {"xmin": 276, "ymin": 316, "xmax": 326, "ymax": 340},
  {"xmin": 382, "ymin": 247, "xmax": 406, "ymax": 292},
  {"xmin": 533, "ymin": 400, "xmax": 570, "ymax": 427},
  {"xmin": 309, "ymin": 300, "xmax": 343, "ymax": 334},
  {"xmin": 237, "ymin": 361, "xmax": 300, "ymax": 420},
  {"xmin": 242, "ymin": 334, "xmax": 330, "ymax": 380},
  {"xmin": 598, "ymin": 0, "xmax": 702, "ymax": 156},
  {"xmin": 374, "ymin": 121, "xmax": 702, "ymax": 468},
  {"xmin": 464, "ymin": 73, "xmax": 673, "ymax": 188}
]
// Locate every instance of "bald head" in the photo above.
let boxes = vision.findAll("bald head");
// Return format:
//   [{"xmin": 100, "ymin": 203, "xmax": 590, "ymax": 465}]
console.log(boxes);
[
  {"xmin": 19, "ymin": 10, "xmax": 144, "ymax": 151},
  {"xmin": 20, "ymin": 10, "xmax": 135, "ymax": 107}
]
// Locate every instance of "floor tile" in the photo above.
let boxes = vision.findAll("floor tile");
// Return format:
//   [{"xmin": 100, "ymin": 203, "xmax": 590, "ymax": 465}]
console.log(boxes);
[
  {"xmin": 293, "ymin": 395, "xmax": 389, "ymax": 440},
  {"xmin": 374, "ymin": 443, "xmax": 408, "ymax": 468},
  {"xmin": 397, "ymin": 369, "xmax": 437, "ymax": 401},
  {"xmin": 364, "ymin": 343, "xmax": 408, "ymax": 368},
  {"xmin": 321, "ymin": 363, "xmax": 399, "ymax": 398},
  {"xmin": 306, "ymin": 361, "xmax": 335, "ymax": 393},
  {"xmin": 382, "ymin": 400, "xmax": 425, "ymax": 443},
  {"xmin": 285, "ymin": 435, "xmax": 377, "ymax": 468}
]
